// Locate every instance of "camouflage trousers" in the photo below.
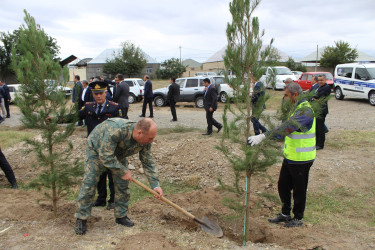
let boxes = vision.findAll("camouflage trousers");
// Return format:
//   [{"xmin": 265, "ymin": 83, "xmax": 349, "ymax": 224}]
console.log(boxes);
[{"xmin": 75, "ymin": 147, "xmax": 130, "ymax": 220}]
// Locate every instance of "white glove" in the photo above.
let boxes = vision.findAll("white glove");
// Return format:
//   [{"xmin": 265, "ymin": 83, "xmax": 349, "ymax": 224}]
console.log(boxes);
[{"xmin": 247, "ymin": 134, "xmax": 266, "ymax": 146}]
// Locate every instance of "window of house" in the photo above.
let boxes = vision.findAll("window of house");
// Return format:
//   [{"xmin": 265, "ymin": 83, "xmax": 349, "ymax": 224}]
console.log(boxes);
[{"xmin": 146, "ymin": 67, "xmax": 152, "ymax": 73}]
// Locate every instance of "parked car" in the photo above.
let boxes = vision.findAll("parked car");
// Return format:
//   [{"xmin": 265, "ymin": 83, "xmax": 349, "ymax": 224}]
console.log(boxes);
[
  {"xmin": 259, "ymin": 66, "xmax": 297, "ymax": 90},
  {"xmin": 152, "ymin": 76, "xmax": 220, "ymax": 108},
  {"xmin": 334, "ymin": 63, "xmax": 375, "ymax": 106},
  {"xmin": 292, "ymin": 71, "xmax": 303, "ymax": 78},
  {"xmin": 109, "ymin": 78, "xmax": 145, "ymax": 104},
  {"xmin": 293, "ymin": 72, "xmax": 334, "ymax": 91},
  {"xmin": 7, "ymin": 84, "xmax": 21, "ymax": 103},
  {"xmin": 211, "ymin": 76, "xmax": 233, "ymax": 103},
  {"xmin": 194, "ymin": 72, "xmax": 217, "ymax": 77}
]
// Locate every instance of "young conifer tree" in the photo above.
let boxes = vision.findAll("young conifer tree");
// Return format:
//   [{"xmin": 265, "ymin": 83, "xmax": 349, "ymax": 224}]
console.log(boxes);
[
  {"xmin": 11, "ymin": 10, "xmax": 83, "ymax": 217},
  {"xmin": 218, "ymin": 0, "xmax": 283, "ymax": 243}
]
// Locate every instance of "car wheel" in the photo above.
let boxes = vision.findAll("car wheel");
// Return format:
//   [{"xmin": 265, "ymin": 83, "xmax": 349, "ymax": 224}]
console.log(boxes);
[
  {"xmin": 369, "ymin": 91, "xmax": 375, "ymax": 106},
  {"xmin": 128, "ymin": 94, "xmax": 136, "ymax": 104},
  {"xmin": 154, "ymin": 96, "xmax": 165, "ymax": 107},
  {"xmin": 195, "ymin": 96, "xmax": 204, "ymax": 108},
  {"xmin": 334, "ymin": 87, "xmax": 344, "ymax": 100},
  {"xmin": 220, "ymin": 92, "xmax": 228, "ymax": 103}
]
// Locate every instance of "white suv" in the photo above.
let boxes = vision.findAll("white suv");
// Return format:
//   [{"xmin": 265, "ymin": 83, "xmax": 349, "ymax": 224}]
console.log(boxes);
[
  {"xmin": 110, "ymin": 78, "xmax": 145, "ymax": 104},
  {"xmin": 259, "ymin": 66, "xmax": 296, "ymax": 90},
  {"xmin": 334, "ymin": 63, "xmax": 375, "ymax": 106}
]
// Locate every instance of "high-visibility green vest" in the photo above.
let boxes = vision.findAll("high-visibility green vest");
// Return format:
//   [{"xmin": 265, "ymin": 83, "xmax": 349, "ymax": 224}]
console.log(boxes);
[{"xmin": 284, "ymin": 101, "xmax": 316, "ymax": 161}]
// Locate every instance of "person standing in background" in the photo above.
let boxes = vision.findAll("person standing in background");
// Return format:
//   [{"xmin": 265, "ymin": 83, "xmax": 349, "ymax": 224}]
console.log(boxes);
[
  {"xmin": 0, "ymin": 80, "xmax": 11, "ymax": 118},
  {"xmin": 113, "ymin": 74, "xmax": 129, "ymax": 119},
  {"xmin": 167, "ymin": 77, "xmax": 180, "ymax": 122},
  {"xmin": 140, "ymin": 75, "xmax": 153, "ymax": 118}
]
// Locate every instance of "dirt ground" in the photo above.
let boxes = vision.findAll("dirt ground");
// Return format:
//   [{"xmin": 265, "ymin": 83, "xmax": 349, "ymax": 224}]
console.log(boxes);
[{"xmin": 1, "ymin": 94, "xmax": 375, "ymax": 249}]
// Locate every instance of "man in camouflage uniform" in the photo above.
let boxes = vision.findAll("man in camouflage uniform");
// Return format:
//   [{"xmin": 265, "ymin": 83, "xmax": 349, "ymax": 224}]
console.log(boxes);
[{"xmin": 75, "ymin": 118, "xmax": 163, "ymax": 235}]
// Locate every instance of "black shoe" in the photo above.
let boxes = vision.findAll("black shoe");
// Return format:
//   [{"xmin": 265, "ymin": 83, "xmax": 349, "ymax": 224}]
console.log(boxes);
[
  {"xmin": 316, "ymin": 146, "xmax": 324, "ymax": 150},
  {"xmin": 217, "ymin": 126, "xmax": 222, "ymax": 133},
  {"xmin": 202, "ymin": 132, "xmax": 212, "ymax": 135},
  {"xmin": 0, "ymin": 119, "xmax": 4, "ymax": 124},
  {"xmin": 6, "ymin": 116, "xmax": 10, "ymax": 118},
  {"xmin": 268, "ymin": 213, "xmax": 292, "ymax": 224},
  {"xmin": 148, "ymin": 116, "xmax": 154, "ymax": 118},
  {"xmin": 139, "ymin": 114, "xmax": 145, "ymax": 117},
  {"xmin": 75, "ymin": 218, "xmax": 87, "ymax": 235},
  {"xmin": 106, "ymin": 202, "xmax": 114, "ymax": 210},
  {"xmin": 115, "ymin": 216, "xmax": 134, "ymax": 227},
  {"xmin": 284, "ymin": 218, "xmax": 303, "ymax": 228},
  {"xmin": 170, "ymin": 119, "xmax": 177, "ymax": 122},
  {"xmin": 93, "ymin": 200, "xmax": 106, "ymax": 207},
  {"xmin": 11, "ymin": 182, "xmax": 18, "ymax": 189}
]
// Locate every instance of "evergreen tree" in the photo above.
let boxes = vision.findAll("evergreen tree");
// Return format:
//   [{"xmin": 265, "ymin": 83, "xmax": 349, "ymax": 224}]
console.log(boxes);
[
  {"xmin": 11, "ymin": 10, "xmax": 83, "ymax": 217},
  {"xmin": 155, "ymin": 58, "xmax": 186, "ymax": 79},
  {"xmin": 103, "ymin": 41, "xmax": 147, "ymax": 78},
  {"xmin": 219, "ymin": 0, "xmax": 282, "ymax": 244}
]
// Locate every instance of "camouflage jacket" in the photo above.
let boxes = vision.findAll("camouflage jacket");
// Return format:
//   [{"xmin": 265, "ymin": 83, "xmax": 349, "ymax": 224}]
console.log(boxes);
[{"xmin": 87, "ymin": 118, "xmax": 159, "ymax": 189}]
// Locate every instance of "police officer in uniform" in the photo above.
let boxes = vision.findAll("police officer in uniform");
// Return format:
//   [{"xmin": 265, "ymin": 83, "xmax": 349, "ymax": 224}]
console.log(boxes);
[
  {"xmin": 79, "ymin": 80, "xmax": 122, "ymax": 210},
  {"xmin": 75, "ymin": 118, "xmax": 163, "ymax": 235}
]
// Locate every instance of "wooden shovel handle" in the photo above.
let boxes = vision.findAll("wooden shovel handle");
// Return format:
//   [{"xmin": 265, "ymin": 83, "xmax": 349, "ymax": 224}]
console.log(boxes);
[{"xmin": 131, "ymin": 178, "xmax": 195, "ymax": 220}]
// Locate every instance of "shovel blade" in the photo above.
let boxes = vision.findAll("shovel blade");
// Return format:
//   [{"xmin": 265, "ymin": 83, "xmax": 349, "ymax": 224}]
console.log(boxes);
[{"xmin": 194, "ymin": 216, "xmax": 223, "ymax": 238}]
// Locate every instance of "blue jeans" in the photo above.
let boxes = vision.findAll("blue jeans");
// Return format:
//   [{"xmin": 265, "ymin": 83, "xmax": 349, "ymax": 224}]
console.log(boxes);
[{"xmin": 251, "ymin": 117, "xmax": 267, "ymax": 135}]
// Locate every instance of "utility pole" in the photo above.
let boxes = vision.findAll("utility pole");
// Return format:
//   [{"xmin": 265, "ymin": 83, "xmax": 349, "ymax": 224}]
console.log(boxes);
[
  {"xmin": 179, "ymin": 46, "xmax": 182, "ymax": 64},
  {"xmin": 315, "ymin": 44, "xmax": 318, "ymax": 72}
]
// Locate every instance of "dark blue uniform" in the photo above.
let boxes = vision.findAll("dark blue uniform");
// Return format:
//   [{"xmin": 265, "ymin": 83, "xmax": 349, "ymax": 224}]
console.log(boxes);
[{"xmin": 79, "ymin": 100, "xmax": 122, "ymax": 207}]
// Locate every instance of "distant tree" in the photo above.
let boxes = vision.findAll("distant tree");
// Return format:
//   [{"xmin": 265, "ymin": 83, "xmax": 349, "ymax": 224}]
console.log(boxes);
[
  {"xmin": 103, "ymin": 41, "xmax": 147, "ymax": 78},
  {"xmin": 155, "ymin": 58, "xmax": 186, "ymax": 79},
  {"xmin": 11, "ymin": 10, "xmax": 82, "ymax": 218},
  {"xmin": 320, "ymin": 40, "xmax": 358, "ymax": 69},
  {"xmin": 219, "ymin": 0, "xmax": 282, "ymax": 244},
  {"xmin": 286, "ymin": 57, "xmax": 307, "ymax": 72},
  {"xmin": 0, "ymin": 28, "xmax": 60, "ymax": 80}
]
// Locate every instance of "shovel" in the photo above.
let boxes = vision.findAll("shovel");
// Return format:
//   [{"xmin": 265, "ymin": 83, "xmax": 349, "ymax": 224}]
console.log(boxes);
[{"xmin": 132, "ymin": 178, "xmax": 223, "ymax": 238}]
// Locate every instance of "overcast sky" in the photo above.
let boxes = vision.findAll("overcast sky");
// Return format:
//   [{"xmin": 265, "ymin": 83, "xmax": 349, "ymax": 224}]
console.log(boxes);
[{"xmin": 1, "ymin": 0, "xmax": 375, "ymax": 63}]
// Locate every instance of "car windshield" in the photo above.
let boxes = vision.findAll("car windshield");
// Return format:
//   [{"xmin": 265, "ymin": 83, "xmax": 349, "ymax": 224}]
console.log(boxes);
[
  {"xmin": 275, "ymin": 67, "xmax": 292, "ymax": 75},
  {"xmin": 366, "ymin": 68, "xmax": 375, "ymax": 79},
  {"xmin": 137, "ymin": 80, "xmax": 144, "ymax": 86}
]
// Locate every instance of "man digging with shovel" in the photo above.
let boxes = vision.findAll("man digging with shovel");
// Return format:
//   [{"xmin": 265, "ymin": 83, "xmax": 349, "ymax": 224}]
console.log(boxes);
[{"xmin": 75, "ymin": 118, "xmax": 163, "ymax": 235}]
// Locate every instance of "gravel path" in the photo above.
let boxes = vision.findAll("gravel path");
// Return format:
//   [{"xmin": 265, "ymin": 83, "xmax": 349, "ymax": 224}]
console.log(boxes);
[{"xmin": 1, "ymin": 94, "xmax": 374, "ymax": 131}]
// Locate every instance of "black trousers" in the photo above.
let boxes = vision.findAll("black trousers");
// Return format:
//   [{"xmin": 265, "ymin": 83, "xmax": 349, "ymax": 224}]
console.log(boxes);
[
  {"xmin": 96, "ymin": 169, "xmax": 115, "ymax": 203},
  {"xmin": 4, "ymin": 99, "xmax": 10, "ymax": 117},
  {"xmin": 142, "ymin": 98, "xmax": 153, "ymax": 117},
  {"xmin": 206, "ymin": 110, "xmax": 221, "ymax": 133},
  {"xmin": 170, "ymin": 101, "xmax": 177, "ymax": 121},
  {"xmin": 122, "ymin": 107, "xmax": 129, "ymax": 119},
  {"xmin": 278, "ymin": 158, "xmax": 313, "ymax": 220},
  {"xmin": 0, "ymin": 149, "xmax": 17, "ymax": 185},
  {"xmin": 316, "ymin": 114, "xmax": 327, "ymax": 148}
]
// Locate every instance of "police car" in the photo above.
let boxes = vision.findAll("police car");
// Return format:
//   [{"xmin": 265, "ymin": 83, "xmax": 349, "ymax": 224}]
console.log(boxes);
[{"xmin": 334, "ymin": 63, "xmax": 375, "ymax": 106}]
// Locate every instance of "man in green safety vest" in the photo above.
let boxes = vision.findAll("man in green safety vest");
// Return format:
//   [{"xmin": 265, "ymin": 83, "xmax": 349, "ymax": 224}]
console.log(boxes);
[{"xmin": 248, "ymin": 82, "xmax": 316, "ymax": 228}]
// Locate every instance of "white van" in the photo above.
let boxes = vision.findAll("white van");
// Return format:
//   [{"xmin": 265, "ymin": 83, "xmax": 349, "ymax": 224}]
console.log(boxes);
[
  {"xmin": 110, "ymin": 78, "xmax": 145, "ymax": 104},
  {"xmin": 334, "ymin": 63, "xmax": 375, "ymax": 106}
]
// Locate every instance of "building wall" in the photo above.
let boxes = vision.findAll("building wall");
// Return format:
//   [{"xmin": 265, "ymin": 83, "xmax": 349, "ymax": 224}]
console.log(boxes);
[
  {"xmin": 86, "ymin": 63, "xmax": 160, "ymax": 80},
  {"xmin": 202, "ymin": 61, "xmax": 225, "ymax": 73},
  {"xmin": 68, "ymin": 67, "xmax": 87, "ymax": 82}
]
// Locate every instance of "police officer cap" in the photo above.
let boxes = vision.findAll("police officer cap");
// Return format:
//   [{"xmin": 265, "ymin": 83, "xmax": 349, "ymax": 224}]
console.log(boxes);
[{"xmin": 89, "ymin": 80, "xmax": 108, "ymax": 93}]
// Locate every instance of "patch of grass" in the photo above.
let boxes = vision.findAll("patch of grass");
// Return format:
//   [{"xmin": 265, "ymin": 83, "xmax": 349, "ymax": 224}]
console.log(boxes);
[
  {"xmin": 222, "ymin": 197, "xmax": 243, "ymax": 212},
  {"xmin": 129, "ymin": 179, "xmax": 200, "ymax": 205},
  {"xmin": 327, "ymin": 130, "xmax": 375, "ymax": 149},
  {"xmin": 305, "ymin": 186, "xmax": 374, "ymax": 227},
  {"xmin": 263, "ymin": 89, "xmax": 284, "ymax": 110},
  {"xmin": 158, "ymin": 125, "xmax": 199, "ymax": 135},
  {"xmin": 0, "ymin": 128, "xmax": 34, "ymax": 149},
  {"xmin": 152, "ymin": 79, "xmax": 169, "ymax": 89}
]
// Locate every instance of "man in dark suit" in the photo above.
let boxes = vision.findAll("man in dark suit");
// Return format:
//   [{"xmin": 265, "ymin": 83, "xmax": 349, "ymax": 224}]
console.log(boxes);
[
  {"xmin": 202, "ymin": 78, "xmax": 222, "ymax": 135},
  {"xmin": 309, "ymin": 74, "xmax": 331, "ymax": 150},
  {"xmin": 113, "ymin": 74, "xmax": 129, "ymax": 119},
  {"xmin": 0, "ymin": 146, "xmax": 18, "ymax": 189},
  {"xmin": 0, "ymin": 80, "xmax": 11, "ymax": 118},
  {"xmin": 140, "ymin": 75, "xmax": 153, "ymax": 118},
  {"xmin": 167, "ymin": 77, "xmax": 180, "ymax": 122},
  {"xmin": 79, "ymin": 80, "xmax": 122, "ymax": 210},
  {"xmin": 72, "ymin": 75, "xmax": 83, "ymax": 125},
  {"xmin": 78, "ymin": 80, "xmax": 92, "ymax": 126}
]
